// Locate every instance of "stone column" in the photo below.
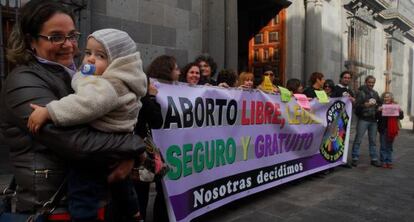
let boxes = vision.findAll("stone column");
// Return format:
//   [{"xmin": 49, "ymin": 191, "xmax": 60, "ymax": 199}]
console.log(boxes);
[
  {"xmin": 202, "ymin": 0, "xmax": 238, "ymax": 72},
  {"xmin": 305, "ymin": 0, "xmax": 323, "ymax": 82},
  {"xmin": 225, "ymin": 0, "xmax": 238, "ymax": 72},
  {"xmin": 286, "ymin": 0, "xmax": 306, "ymax": 81},
  {"xmin": 202, "ymin": 0, "xmax": 225, "ymax": 73}
]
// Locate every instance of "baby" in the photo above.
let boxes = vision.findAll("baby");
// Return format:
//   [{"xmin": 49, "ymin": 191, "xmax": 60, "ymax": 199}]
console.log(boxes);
[{"xmin": 28, "ymin": 28, "xmax": 147, "ymax": 221}]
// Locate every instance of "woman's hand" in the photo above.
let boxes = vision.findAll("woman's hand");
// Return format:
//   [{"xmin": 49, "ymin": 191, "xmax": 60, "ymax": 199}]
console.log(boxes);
[
  {"xmin": 107, "ymin": 159, "xmax": 135, "ymax": 183},
  {"xmin": 27, "ymin": 104, "xmax": 51, "ymax": 133},
  {"xmin": 218, "ymin": 82, "xmax": 230, "ymax": 88}
]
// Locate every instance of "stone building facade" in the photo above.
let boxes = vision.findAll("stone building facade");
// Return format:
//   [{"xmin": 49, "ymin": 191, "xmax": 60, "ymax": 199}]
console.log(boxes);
[
  {"xmin": 84, "ymin": 0, "xmax": 203, "ymax": 71},
  {"xmin": 284, "ymin": 0, "xmax": 414, "ymax": 124},
  {"xmin": 1, "ymin": 0, "xmax": 413, "ymax": 125}
]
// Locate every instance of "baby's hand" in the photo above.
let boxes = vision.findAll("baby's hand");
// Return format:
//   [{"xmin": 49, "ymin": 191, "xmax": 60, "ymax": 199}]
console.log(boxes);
[
  {"xmin": 148, "ymin": 82, "xmax": 158, "ymax": 96},
  {"xmin": 27, "ymin": 104, "xmax": 50, "ymax": 133}
]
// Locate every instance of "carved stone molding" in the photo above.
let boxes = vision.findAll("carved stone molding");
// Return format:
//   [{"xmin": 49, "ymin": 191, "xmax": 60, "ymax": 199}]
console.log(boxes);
[
  {"xmin": 305, "ymin": 0, "xmax": 323, "ymax": 5},
  {"xmin": 405, "ymin": 30, "xmax": 414, "ymax": 42},
  {"xmin": 378, "ymin": 0, "xmax": 414, "ymax": 37},
  {"xmin": 343, "ymin": 0, "xmax": 390, "ymax": 14},
  {"xmin": 343, "ymin": 0, "xmax": 390, "ymax": 28}
]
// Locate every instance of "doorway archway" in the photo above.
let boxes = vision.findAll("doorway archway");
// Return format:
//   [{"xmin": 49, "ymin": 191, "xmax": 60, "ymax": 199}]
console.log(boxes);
[{"xmin": 238, "ymin": 0, "xmax": 290, "ymax": 85}]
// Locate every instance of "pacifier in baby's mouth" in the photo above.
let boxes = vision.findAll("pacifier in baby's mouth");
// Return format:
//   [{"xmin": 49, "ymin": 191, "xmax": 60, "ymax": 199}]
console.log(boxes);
[{"xmin": 80, "ymin": 64, "xmax": 96, "ymax": 75}]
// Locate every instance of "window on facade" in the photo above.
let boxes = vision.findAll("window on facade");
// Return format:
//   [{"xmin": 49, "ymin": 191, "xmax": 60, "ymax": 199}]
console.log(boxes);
[
  {"xmin": 254, "ymin": 49, "xmax": 259, "ymax": 62},
  {"xmin": 347, "ymin": 18, "xmax": 375, "ymax": 87},
  {"xmin": 273, "ymin": 15, "xmax": 279, "ymax": 25},
  {"xmin": 390, "ymin": 39, "xmax": 404, "ymax": 103},
  {"xmin": 273, "ymin": 48, "xmax": 280, "ymax": 61},
  {"xmin": 269, "ymin": 31, "xmax": 279, "ymax": 42},
  {"xmin": 264, "ymin": 48, "xmax": 269, "ymax": 61},
  {"xmin": 254, "ymin": 33, "xmax": 263, "ymax": 45}
]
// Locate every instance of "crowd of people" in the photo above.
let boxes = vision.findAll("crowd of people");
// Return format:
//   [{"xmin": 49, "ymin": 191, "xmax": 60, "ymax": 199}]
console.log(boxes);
[{"xmin": 0, "ymin": 0, "xmax": 404, "ymax": 221}]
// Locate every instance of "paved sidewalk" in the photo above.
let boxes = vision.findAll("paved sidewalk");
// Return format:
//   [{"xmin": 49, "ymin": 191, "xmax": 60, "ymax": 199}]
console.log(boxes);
[{"xmin": 193, "ymin": 129, "xmax": 414, "ymax": 222}]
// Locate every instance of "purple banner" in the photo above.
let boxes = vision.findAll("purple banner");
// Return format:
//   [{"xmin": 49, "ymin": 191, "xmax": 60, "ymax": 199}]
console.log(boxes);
[{"xmin": 151, "ymin": 81, "xmax": 352, "ymax": 221}]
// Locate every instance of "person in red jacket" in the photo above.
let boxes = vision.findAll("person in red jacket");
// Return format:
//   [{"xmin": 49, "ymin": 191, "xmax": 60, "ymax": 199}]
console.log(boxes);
[{"xmin": 377, "ymin": 92, "xmax": 404, "ymax": 169}]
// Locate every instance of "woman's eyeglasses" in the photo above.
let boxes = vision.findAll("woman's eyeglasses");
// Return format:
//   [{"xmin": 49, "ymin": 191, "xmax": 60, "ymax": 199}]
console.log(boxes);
[{"xmin": 38, "ymin": 32, "xmax": 81, "ymax": 45}]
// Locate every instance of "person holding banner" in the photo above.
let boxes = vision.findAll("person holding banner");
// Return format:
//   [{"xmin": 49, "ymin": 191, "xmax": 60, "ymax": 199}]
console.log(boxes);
[
  {"xmin": 195, "ymin": 54, "xmax": 218, "ymax": 85},
  {"xmin": 257, "ymin": 65, "xmax": 279, "ymax": 93},
  {"xmin": 323, "ymin": 79, "xmax": 335, "ymax": 97},
  {"xmin": 238, "ymin": 72, "xmax": 255, "ymax": 89},
  {"xmin": 135, "ymin": 55, "xmax": 178, "ymax": 222},
  {"xmin": 351, "ymin": 75, "xmax": 381, "ymax": 167},
  {"xmin": 216, "ymin": 69, "xmax": 238, "ymax": 88},
  {"xmin": 332, "ymin": 71, "xmax": 355, "ymax": 103},
  {"xmin": 377, "ymin": 92, "xmax": 404, "ymax": 169},
  {"xmin": 286, "ymin": 78, "xmax": 304, "ymax": 94},
  {"xmin": 331, "ymin": 71, "xmax": 355, "ymax": 168},
  {"xmin": 145, "ymin": 55, "xmax": 181, "ymax": 82},
  {"xmin": 303, "ymin": 72, "xmax": 325, "ymax": 98},
  {"xmin": 180, "ymin": 62, "xmax": 202, "ymax": 85}
]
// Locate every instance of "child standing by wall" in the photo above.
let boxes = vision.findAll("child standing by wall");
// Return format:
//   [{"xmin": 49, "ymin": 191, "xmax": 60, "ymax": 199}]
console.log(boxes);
[
  {"xmin": 27, "ymin": 28, "xmax": 147, "ymax": 221},
  {"xmin": 377, "ymin": 92, "xmax": 404, "ymax": 169}
]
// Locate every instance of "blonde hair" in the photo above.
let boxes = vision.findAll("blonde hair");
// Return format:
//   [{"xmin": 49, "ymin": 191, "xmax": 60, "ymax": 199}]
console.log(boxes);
[
  {"xmin": 381, "ymin": 92, "xmax": 395, "ymax": 103},
  {"xmin": 238, "ymin": 72, "xmax": 254, "ymax": 87}
]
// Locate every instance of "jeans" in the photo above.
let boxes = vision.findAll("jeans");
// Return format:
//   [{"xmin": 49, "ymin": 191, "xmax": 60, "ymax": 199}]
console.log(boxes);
[
  {"xmin": 68, "ymin": 168, "xmax": 139, "ymax": 221},
  {"xmin": 380, "ymin": 130, "xmax": 394, "ymax": 164},
  {"xmin": 351, "ymin": 119, "xmax": 378, "ymax": 161},
  {"xmin": 68, "ymin": 169, "xmax": 107, "ymax": 220}
]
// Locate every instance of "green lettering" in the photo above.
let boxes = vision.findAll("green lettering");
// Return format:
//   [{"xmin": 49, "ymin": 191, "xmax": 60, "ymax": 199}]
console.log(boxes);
[
  {"xmin": 182, "ymin": 144, "xmax": 193, "ymax": 177},
  {"xmin": 226, "ymin": 137, "xmax": 236, "ymax": 164},
  {"xmin": 215, "ymin": 139, "xmax": 226, "ymax": 167},
  {"xmin": 166, "ymin": 145, "xmax": 182, "ymax": 180},
  {"xmin": 193, "ymin": 142, "xmax": 204, "ymax": 173},
  {"xmin": 205, "ymin": 141, "xmax": 215, "ymax": 169}
]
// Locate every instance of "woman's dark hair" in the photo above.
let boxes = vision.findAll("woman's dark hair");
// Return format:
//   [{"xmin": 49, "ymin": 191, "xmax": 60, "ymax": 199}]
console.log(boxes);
[
  {"xmin": 7, "ymin": 0, "xmax": 75, "ymax": 64},
  {"xmin": 180, "ymin": 62, "xmax": 200, "ymax": 83},
  {"xmin": 146, "ymin": 55, "xmax": 177, "ymax": 81},
  {"xmin": 263, "ymin": 65, "xmax": 273, "ymax": 74},
  {"xmin": 324, "ymin": 79, "xmax": 335, "ymax": 89},
  {"xmin": 309, "ymin": 72, "xmax": 324, "ymax": 85},
  {"xmin": 195, "ymin": 54, "xmax": 217, "ymax": 77},
  {"xmin": 217, "ymin": 69, "xmax": 237, "ymax": 87},
  {"xmin": 286, "ymin": 78, "xmax": 302, "ymax": 93}
]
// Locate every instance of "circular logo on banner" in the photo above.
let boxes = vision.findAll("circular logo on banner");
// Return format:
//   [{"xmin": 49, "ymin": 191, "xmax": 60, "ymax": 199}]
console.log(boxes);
[{"xmin": 319, "ymin": 101, "xmax": 349, "ymax": 162}]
